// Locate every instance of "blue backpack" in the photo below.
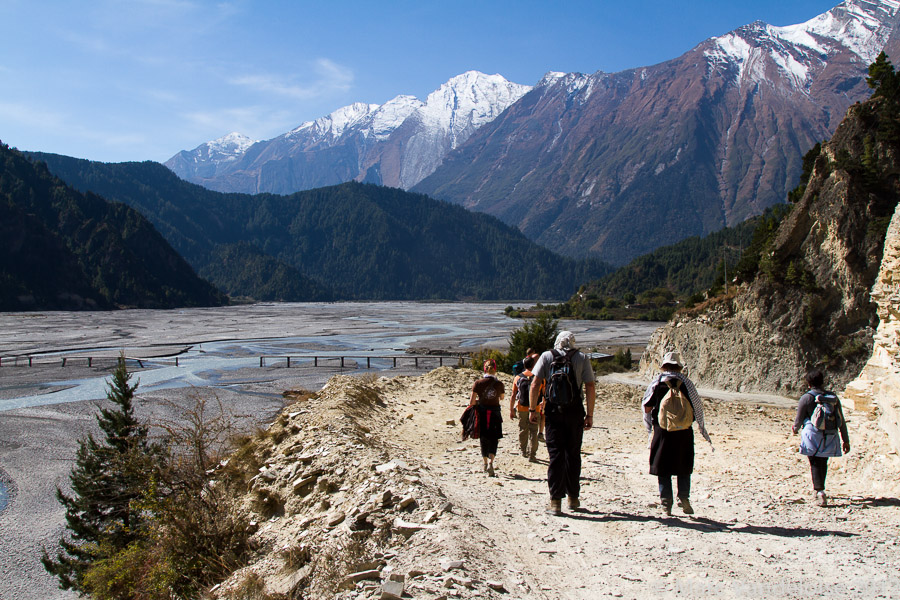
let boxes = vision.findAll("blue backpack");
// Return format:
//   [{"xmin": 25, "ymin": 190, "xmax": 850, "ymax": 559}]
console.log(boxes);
[
  {"xmin": 545, "ymin": 349, "xmax": 580, "ymax": 407},
  {"xmin": 810, "ymin": 391, "xmax": 842, "ymax": 432}
]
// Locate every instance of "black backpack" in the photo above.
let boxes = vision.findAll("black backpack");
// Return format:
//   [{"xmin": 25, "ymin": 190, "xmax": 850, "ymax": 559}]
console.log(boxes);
[
  {"xmin": 516, "ymin": 373, "xmax": 533, "ymax": 407},
  {"xmin": 544, "ymin": 349, "xmax": 580, "ymax": 407}
]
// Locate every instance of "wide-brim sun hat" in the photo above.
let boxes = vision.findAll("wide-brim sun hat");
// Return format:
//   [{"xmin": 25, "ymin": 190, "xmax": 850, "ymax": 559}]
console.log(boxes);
[{"xmin": 661, "ymin": 351, "xmax": 683, "ymax": 368}]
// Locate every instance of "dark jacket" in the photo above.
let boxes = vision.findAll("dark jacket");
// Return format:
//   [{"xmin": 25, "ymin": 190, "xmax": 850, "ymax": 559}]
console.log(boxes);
[{"xmin": 460, "ymin": 405, "xmax": 479, "ymax": 441}]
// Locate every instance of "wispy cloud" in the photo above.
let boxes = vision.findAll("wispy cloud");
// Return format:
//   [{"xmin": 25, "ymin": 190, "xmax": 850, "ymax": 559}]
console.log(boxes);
[
  {"xmin": 228, "ymin": 58, "xmax": 354, "ymax": 100},
  {"xmin": 53, "ymin": 0, "xmax": 244, "ymax": 62},
  {"xmin": 0, "ymin": 102, "xmax": 67, "ymax": 130},
  {"xmin": 180, "ymin": 105, "xmax": 296, "ymax": 139},
  {"xmin": 0, "ymin": 101, "xmax": 146, "ymax": 154}
]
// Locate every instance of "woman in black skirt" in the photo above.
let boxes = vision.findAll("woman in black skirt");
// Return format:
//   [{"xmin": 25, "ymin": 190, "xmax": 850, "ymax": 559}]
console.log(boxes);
[
  {"xmin": 470, "ymin": 359, "xmax": 505, "ymax": 477},
  {"xmin": 641, "ymin": 351, "xmax": 712, "ymax": 515}
]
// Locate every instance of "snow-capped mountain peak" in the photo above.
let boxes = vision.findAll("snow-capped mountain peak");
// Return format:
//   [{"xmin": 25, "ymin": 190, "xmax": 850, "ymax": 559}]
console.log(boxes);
[
  {"xmin": 363, "ymin": 95, "xmax": 424, "ymax": 141},
  {"xmin": 538, "ymin": 72, "xmax": 567, "ymax": 87},
  {"xmin": 773, "ymin": 0, "xmax": 900, "ymax": 62},
  {"xmin": 208, "ymin": 132, "xmax": 257, "ymax": 155},
  {"xmin": 166, "ymin": 71, "xmax": 531, "ymax": 192},
  {"xmin": 419, "ymin": 71, "xmax": 531, "ymax": 146},
  {"xmin": 290, "ymin": 102, "xmax": 380, "ymax": 142},
  {"xmin": 704, "ymin": 0, "xmax": 900, "ymax": 89}
]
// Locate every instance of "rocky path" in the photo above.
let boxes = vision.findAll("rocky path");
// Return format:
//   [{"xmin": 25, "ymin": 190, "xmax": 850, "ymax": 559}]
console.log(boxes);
[
  {"xmin": 10, "ymin": 364, "xmax": 900, "ymax": 600},
  {"xmin": 384, "ymin": 370, "xmax": 900, "ymax": 599}
]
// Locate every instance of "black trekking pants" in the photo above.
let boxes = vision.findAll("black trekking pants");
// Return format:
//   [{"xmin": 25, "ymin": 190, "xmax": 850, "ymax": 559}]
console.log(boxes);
[
  {"xmin": 808, "ymin": 456, "xmax": 828, "ymax": 491},
  {"xmin": 545, "ymin": 408, "xmax": 584, "ymax": 500}
]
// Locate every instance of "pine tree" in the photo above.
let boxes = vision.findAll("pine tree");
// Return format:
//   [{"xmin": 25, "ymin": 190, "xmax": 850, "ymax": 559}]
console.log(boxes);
[
  {"xmin": 507, "ymin": 313, "xmax": 559, "ymax": 363},
  {"xmin": 41, "ymin": 358, "xmax": 160, "ymax": 593},
  {"xmin": 867, "ymin": 51, "xmax": 899, "ymax": 100}
]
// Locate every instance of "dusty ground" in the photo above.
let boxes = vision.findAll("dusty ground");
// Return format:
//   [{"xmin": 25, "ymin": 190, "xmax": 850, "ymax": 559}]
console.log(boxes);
[
  {"xmin": 0, "ymin": 303, "xmax": 661, "ymax": 600},
  {"xmin": 3, "ymin": 305, "xmax": 899, "ymax": 599},
  {"xmin": 210, "ymin": 367, "xmax": 900, "ymax": 600}
]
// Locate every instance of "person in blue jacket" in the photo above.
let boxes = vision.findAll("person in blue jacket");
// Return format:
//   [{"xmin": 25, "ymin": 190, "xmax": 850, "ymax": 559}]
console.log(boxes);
[{"xmin": 792, "ymin": 368, "xmax": 850, "ymax": 507}]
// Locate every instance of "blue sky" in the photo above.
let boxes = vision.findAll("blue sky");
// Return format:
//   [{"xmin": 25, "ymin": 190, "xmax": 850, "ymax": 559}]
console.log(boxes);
[{"xmin": 0, "ymin": 0, "xmax": 841, "ymax": 163}]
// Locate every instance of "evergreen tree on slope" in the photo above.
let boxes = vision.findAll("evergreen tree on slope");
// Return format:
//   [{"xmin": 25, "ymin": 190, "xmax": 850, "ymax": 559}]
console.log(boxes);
[{"xmin": 42, "ymin": 358, "xmax": 160, "ymax": 593}]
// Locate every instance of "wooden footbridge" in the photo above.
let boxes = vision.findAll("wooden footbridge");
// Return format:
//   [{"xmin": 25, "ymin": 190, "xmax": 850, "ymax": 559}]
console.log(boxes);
[
  {"xmin": 0, "ymin": 353, "xmax": 467, "ymax": 370},
  {"xmin": 0, "ymin": 353, "xmax": 611, "ymax": 370},
  {"xmin": 257, "ymin": 354, "xmax": 466, "ymax": 369}
]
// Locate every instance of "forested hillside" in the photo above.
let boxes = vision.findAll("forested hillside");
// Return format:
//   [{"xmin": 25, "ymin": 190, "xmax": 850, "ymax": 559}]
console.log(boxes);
[
  {"xmin": 0, "ymin": 143, "xmax": 225, "ymax": 311},
  {"xmin": 29, "ymin": 154, "xmax": 610, "ymax": 301},
  {"xmin": 521, "ymin": 207, "xmax": 788, "ymax": 321},
  {"xmin": 580, "ymin": 214, "xmax": 767, "ymax": 298}
]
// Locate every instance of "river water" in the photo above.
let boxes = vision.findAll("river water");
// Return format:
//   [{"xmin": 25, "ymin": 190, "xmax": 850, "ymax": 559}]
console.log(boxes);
[{"xmin": 0, "ymin": 302, "xmax": 662, "ymax": 412}]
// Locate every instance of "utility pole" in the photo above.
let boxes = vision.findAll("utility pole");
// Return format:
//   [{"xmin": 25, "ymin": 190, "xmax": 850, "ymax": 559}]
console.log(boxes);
[
  {"xmin": 723, "ymin": 246, "xmax": 727, "ymax": 294},
  {"xmin": 722, "ymin": 244, "xmax": 742, "ymax": 294}
]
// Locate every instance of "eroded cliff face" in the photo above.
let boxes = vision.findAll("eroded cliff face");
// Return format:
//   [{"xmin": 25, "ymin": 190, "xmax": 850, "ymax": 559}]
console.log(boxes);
[
  {"xmin": 845, "ymin": 201, "xmax": 900, "ymax": 455},
  {"xmin": 642, "ymin": 95, "xmax": 900, "ymax": 396}
]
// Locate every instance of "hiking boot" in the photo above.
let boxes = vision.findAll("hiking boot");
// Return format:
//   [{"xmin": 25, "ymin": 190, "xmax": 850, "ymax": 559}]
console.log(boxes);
[
  {"xmin": 677, "ymin": 496, "xmax": 694, "ymax": 515},
  {"xmin": 538, "ymin": 433, "xmax": 545, "ymax": 442},
  {"xmin": 521, "ymin": 449, "xmax": 528, "ymax": 457},
  {"xmin": 488, "ymin": 465, "xmax": 496, "ymax": 478},
  {"xmin": 483, "ymin": 463, "xmax": 488, "ymax": 473},
  {"xmin": 568, "ymin": 497, "xmax": 581, "ymax": 511},
  {"xmin": 816, "ymin": 491, "xmax": 827, "ymax": 507},
  {"xmin": 660, "ymin": 497, "xmax": 673, "ymax": 516},
  {"xmin": 529, "ymin": 454, "xmax": 538, "ymax": 463},
  {"xmin": 547, "ymin": 498, "xmax": 562, "ymax": 515}
]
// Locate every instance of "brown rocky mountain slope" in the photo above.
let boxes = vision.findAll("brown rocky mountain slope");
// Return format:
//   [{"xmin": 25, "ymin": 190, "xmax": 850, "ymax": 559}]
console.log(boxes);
[
  {"xmin": 415, "ymin": 1, "xmax": 900, "ymax": 264},
  {"xmin": 642, "ymin": 89, "xmax": 900, "ymax": 396}
]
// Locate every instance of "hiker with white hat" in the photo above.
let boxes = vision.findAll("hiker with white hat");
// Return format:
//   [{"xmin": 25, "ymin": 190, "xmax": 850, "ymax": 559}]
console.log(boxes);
[
  {"xmin": 641, "ymin": 350, "xmax": 712, "ymax": 516},
  {"xmin": 529, "ymin": 331, "xmax": 596, "ymax": 515}
]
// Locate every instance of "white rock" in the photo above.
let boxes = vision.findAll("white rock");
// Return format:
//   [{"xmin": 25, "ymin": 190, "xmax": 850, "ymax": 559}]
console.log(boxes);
[
  {"xmin": 381, "ymin": 579, "xmax": 404, "ymax": 599},
  {"xmin": 393, "ymin": 517, "xmax": 435, "ymax": 539},
  {"xmin": 440, "ymin": 559, "xmax": 465, "ymax": 571}
]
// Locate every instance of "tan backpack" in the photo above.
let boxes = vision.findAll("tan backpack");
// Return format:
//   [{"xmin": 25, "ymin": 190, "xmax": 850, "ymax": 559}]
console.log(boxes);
[{"xmin": 658, "ymin": 378, "xmax": 694, "ymax": 431}]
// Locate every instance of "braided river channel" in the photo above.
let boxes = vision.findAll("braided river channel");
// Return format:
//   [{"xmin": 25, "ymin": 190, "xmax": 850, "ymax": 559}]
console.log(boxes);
[{"xmin": 0, "ymin": 302, "xmax": 661, "ymax": 412}]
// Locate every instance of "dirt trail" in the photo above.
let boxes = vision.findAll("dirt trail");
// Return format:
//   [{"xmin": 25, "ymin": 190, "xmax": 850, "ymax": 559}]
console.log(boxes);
[{"xmin": 380, "ymin": 369, "xmax": 900, "ymax": 599}]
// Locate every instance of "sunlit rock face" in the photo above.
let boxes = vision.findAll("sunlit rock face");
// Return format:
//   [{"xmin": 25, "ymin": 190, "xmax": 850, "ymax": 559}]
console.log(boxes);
[{"xmin": 844, "ymin": 200, "xmax": 900, "ymax": 455}]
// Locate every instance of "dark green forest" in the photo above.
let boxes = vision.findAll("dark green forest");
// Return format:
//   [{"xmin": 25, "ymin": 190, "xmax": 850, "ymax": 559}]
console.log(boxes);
[
  {"xmin": 525, "ymin": 208, "xmax": 787, "ymax": 321},
  {"xmin": 579, "ymin": 215, "xmax": 763, "ymax": 299},
  {"xmin": 0, "ymin": 143, "xmax": 225, "ymax": 311},
  {"xmin": 28, "ymin": 153, "xmax": 611, "ymax": 301}
]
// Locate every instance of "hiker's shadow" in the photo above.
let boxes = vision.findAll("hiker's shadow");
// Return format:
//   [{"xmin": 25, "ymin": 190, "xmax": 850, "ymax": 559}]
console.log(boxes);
[
  {"xmin": 844, "ymin": 496, "xmax": 900, "ymax": 508},
  {"xmin": 562, "ymin": 510, "xmax": 857, "ymax": 538},
  {"xmin": 507, "ymin": 473, "xmax": 545, "ymax": 483}
]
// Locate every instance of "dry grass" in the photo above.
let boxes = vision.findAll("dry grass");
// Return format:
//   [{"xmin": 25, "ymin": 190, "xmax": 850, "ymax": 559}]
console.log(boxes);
[{"xmin": 224, "ymin": 571, "xmax": 286, "ymax": 600}]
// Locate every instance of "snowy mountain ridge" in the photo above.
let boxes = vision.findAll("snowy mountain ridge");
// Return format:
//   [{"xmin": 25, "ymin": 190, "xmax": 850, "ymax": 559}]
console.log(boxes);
[
  {"xmin": 167, "ymin": 0, "xmax": 900, "ymax": 265},
  {"xmin": 165, "ymin": 71, "xmax": 530, "ymax": 192},
  {"xmin": 706, "ymin": 0, "xmax": 900, "ymax": 88}
]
